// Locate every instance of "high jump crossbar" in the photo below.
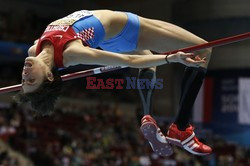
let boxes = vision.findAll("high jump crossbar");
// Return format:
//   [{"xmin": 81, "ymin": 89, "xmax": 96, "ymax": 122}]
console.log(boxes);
[{"xmin": 0, "ymin": 32, "xmax": 250, "ymax": 94}]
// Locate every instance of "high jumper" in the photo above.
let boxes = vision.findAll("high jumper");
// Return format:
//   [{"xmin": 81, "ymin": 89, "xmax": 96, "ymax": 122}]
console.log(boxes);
[{"xmin": 3, "ymin": 9, "xmax": 240, "ymax": 156}]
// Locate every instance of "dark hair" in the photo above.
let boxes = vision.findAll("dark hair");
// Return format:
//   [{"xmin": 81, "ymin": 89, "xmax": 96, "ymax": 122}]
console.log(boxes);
[{"xmin": 14, "ymin": 68, "xmax": 62, "ymax": 116}]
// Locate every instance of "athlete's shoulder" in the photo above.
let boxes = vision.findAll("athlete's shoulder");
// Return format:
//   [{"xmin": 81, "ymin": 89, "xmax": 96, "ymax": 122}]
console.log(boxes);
[{"xmin": 28, "ymin": 44, "xmax": 37, "ymax": 57}]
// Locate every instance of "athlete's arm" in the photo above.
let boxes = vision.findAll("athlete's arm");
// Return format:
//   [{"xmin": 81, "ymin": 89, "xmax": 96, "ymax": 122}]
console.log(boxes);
[{"xmin": 63, "ymin": 42, "xmax": 205, "ymax": 68}]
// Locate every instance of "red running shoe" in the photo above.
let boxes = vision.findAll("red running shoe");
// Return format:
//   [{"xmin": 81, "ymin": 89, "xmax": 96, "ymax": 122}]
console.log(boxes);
[
  {"xmin": 166, "ymin": 123, "xmax": 212, "ymax": 156},
  {"xmin": 140, "ymin": 115, "xmax": 173, "ymax": 156}
]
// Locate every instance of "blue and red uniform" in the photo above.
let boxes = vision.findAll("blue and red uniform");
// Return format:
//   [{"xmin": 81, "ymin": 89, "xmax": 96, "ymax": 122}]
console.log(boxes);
[{"xmin": 36, "ymin": 10, "xmax": 140, "ymax": 68}]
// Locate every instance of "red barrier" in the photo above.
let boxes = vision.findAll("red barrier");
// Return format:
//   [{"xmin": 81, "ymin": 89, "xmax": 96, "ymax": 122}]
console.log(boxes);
[{"xmin": 1, "ymin": 32, "xmax": 250, "ymax": 94}]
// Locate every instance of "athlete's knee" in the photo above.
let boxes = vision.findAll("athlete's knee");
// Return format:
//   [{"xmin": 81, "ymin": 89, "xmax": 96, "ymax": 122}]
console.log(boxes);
[
  {"xmin": 197, "ymin": 40, "xmax": 212, "ymax": 68},
  {"xmin": 138, "ymin": 68, "xmax": 157, "ymax": 91},
  {"xmin": 138, "ymin": 68, "xmax": 156, "ymax": 80},
  {"xmin": 200, "ymin": 39, "xmax": 212, "ymax": 56},
  {"xmin": 204, "ymin": 47, "xmax": 212, "ymax": 56},
  {"xmin": 203, "ymin": 47, "xmax": 212, "ymax": 68}
]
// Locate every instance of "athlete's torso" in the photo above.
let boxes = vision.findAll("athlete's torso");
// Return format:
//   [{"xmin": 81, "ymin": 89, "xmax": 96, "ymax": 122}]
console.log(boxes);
[
  {"xmin": 35, "ymin": 10, "xmax": 134, "ymax": 67},
  {"xmin": 36, "ymin": 10, "xmax": 127, "ymax": 50},
  {"xmin": 47, "ymin": 10, "xmax": 127, "ymax": 44}
]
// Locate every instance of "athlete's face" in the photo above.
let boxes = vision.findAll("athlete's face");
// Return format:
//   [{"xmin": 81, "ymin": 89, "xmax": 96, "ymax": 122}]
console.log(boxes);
[{"xmin": 22, "ymin": 57, "xmax": 53, "ymax": 93}]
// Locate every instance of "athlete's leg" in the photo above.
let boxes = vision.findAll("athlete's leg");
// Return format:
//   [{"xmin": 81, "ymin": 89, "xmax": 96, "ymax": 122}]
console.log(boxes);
[
  {"xmin": 124, "ymin": 50, "xmax": 156, "ymax": 116},
  {"xmin": 137, "ymin": 51, "xmax": 156, "ymax": 116},
  {"xmin": 138, "ymin": 67, "xmax": 156, "ymax": 115},
  {"xmin": 129, "ymin": 50, "xmax": 173, "ymax": 157},
  {"xmin": 137, "ymin": 16, "xmax": 212, "ymax": 155},
  {"xmin": 137, "ymin": 16, "xmax": 211, "ymax": 68}
]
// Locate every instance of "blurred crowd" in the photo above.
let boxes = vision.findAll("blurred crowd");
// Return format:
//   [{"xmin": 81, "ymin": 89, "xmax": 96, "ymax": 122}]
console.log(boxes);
[
  {"xmin": 0, "ymin": 65, "xmax": 249, "ymax": 165},
  {"xmin": 0, "ymin": 99, "xmax": 250, "ymax": 166}
]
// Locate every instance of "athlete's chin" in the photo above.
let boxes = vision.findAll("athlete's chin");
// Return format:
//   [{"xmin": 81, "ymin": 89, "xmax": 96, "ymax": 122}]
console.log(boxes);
[{"xmin": 25, "ymin": 57, "xmax": 43, "ymax": 68}]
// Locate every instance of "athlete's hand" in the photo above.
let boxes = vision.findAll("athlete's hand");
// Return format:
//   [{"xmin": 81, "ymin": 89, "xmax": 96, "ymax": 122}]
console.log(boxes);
[{"xmin": 167, "ymin": 51, "xmax": 206, "ymax": 67}]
